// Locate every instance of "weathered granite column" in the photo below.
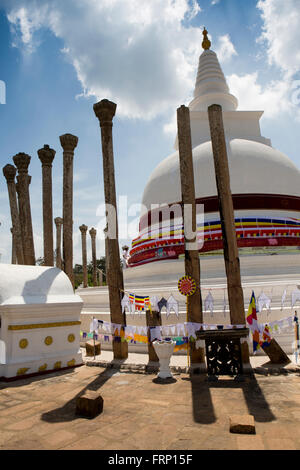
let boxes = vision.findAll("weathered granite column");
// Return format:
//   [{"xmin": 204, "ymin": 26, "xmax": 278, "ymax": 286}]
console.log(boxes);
[
  {"xmin": 60, "ymin": 134, "xmax": 78, "ymax": 287},
  {"xmin": 177, "ymin": 105, "xmax": 205, "ymax": 366},
  {"xmin": 89, "ymin": 228, "xmax": 97, "ymax": 286},
  {"xmin": 94, "ymin": 99, "xmax": 128, "ymax": 359},
  {"xmin": 13, "ymin": 153, "xmax": 35, "ymax": 265},
  {"xmin": 208, "ymin": 105, "xmax": 245, "ymax": 326},
  {"xmin": 38, "ymin": 145, "xmax": 56, "ymax": 266},
  {"xmin": 11, "ymin": 227, "xmax": 17, "ymax": 264},
  {"xmin": 2, "ymin": 164, "xmax": 24, "ymax": 264},
  {"xmin": 79, "ymin": 224, "xmax": 88, "ymax": 288},
  {"xmin": 54, "ymin": 217, "xmax": 63, "ymax": 269}
]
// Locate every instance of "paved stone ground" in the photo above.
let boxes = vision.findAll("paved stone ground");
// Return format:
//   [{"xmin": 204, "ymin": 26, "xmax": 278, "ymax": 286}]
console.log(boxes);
[{"xmin": 0, "ymin": 361, "xmax": 300, "ymax": 450}]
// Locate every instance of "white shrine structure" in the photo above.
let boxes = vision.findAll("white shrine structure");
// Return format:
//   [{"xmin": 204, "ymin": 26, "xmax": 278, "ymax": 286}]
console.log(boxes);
[
  {"xmin": 0, "ymin": 264, "xmax": 83, "ymax": 380},
  {"xmin": 128, "ymin": 30, "xmax": 300, "ymax": 266}
]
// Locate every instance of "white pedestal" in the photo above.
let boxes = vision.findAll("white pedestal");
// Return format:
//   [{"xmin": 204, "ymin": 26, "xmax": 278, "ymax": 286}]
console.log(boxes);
[{"xmin": 153, "ymin": 340, "xmax": 175, "ymax": 379}]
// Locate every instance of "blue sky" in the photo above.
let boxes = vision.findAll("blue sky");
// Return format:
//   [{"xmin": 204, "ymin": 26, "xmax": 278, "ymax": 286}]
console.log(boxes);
[{"xmin": 0, "ymin": 0, "xmax": 300, "ymax": 264}]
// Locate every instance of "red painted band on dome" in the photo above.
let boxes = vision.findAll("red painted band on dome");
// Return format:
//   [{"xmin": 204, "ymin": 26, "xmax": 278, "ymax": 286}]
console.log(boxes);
[{"xmin": 139, "ymin": 193, "xmax": 300, "ymax": 231}]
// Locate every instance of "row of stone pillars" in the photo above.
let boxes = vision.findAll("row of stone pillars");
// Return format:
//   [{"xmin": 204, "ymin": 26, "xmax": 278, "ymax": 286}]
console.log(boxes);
[
  {"xmin": 93, "ymin": 98, "xmax": 260, "ymax": 365},
  {"xmin": 2, "ymin": 136, "xmax": 78, "ymax": 285},
  {"xmin": 79, "ymin": 225, "xmax": 102, "ymax": 288},
  {"xmin": 3, "ymin": 137, "xmax": 104, "ymax": 292}
]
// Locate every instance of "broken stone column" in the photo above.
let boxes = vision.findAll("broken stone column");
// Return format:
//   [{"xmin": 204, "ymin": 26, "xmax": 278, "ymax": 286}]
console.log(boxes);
[
  {"xmin": 76, "ymin": 391, "xmax": 104, "ymax": 419},
  {"xmin": 38, "ymin": 144, "xmax": 56, "ymax": 266},
  {"xmin": 13, "ymin": 153, "xmax": 35, "ymax": 265},
  {"xmin": 177, "ymin": 105, "xmax": 204, "ymax": 365},
  {"xmin": 79, "ymin": 224, "xmax": 88, "ymax": 288},
  {"xmin": 10, "ymin": 227, "xmax": 17, "ymax": 264},
  {"xmin": 93, "ymin": 99, "xmax": 127, "ymax": 360},
  {"xmin": 89, "ymin": 227, "xmax": 97, "ymax": 287},
  {"xmin": 2, "ymin": 164, "xmax": 24, "ymax": 265},
  {"xmin": 60, "ymin": 134, "xmax": 78, "ymax": 287},
  {"xmin": 54, "ymin": 217, "xmax": 63, "ymax": 269}
]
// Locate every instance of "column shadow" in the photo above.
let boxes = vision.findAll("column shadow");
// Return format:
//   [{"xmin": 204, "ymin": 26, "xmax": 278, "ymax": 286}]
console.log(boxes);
[
  {"xmin": 183, "ymin": 375, "xmax": 217, "ymax": 424},
  {"xmin": 41, "ymin": 362, "xmax": 126, "ymax": 423},
  {"xmin": 188, "ymin": 373, "xmax": 275, "ymax": 425}
]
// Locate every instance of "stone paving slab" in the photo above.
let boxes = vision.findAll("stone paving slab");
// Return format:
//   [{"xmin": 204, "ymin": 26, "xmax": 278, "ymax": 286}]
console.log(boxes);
[{"xmin": 0, "ymin": 361, "xmax": 300, "ymax": 450}]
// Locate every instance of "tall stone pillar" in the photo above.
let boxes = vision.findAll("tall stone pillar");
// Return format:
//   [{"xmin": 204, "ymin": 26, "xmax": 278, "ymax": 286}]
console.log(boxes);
[
  {"xmin": 38, "ymin": 144, "xmax": 56, "ymax": 266},
  {"xmin": 2, "ymin": 164, "xmax": 24, "ymax": 265},
  {"xmin": 13, "ymin": 153, "xmax": 35, "ymax": 265},
  {"xmin": 89, "ymin": 228, "xmax": 97, "ymax": 286},
  {"xmin": 11, "ymin": 227, "xmax": 17, "ymax": 264},
  {"xmin": 208, "ymin": 105, "xmax": 245, "ymax": 326},
  {"xmin": 93, "ymin": 99, "xmax": 128, "ymax": 360},
  {"xmin": 54, "ymin": 217, "xmax": 63, "ymax": 269},
  {"xmin": 79, "ymin": 225, "xmax": 88, "ymax": 288},
  {"xmin": 177, "ymin": 105, "xmax": 204, "ymax": 365},
  {"xmin": 60, "ymin": 134, "xmax": 78, "ymax": 287}
]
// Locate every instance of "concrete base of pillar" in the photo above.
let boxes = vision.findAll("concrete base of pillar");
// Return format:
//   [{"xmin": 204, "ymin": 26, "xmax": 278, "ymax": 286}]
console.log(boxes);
[
  {"xmin": 190, "ymin": 344, "xmax": 206, "ymax": 366},
  {"xmin": 85, "ymin": 340, "xmax": 101, "ymax": 357},
  {"xmin": 189, "ymin": 362, "xmax": 207, "ymax": 374},
  {"xmin": 113, "ymin": 340, "xmax": 128, "ymax": 360},
  {"xmin": 146, "ymin": 361, "xmax": 159, "ymax": 373},
  {"xmin": 241, "ymin": 340, "xmax": 252, "ymax": 374}
]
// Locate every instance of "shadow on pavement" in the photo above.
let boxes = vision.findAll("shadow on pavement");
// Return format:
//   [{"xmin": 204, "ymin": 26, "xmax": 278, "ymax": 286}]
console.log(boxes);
[
  {"xmin": 41, "ymin": 363, "xmax": 125, "ymax": 423},
  {"xmin": 152, "ymin": 377, "xmax": 177, "ymax": 384},
  {"xmin": 0, "ymin": 368, "xmax": 75, "ymax": 390},
  {"xmin": 187, "ymin": 373, "xmax": 276, "ymax": 425}
]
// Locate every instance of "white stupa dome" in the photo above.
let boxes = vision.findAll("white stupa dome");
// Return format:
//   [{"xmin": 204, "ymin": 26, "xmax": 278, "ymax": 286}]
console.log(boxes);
[
  {"xmin": 142, "ymin": 139, "xmax": 300, "ymax": 211},
  {"xmin": 129, "ymin": 30, "xmax": 300, "ymax": 267}
]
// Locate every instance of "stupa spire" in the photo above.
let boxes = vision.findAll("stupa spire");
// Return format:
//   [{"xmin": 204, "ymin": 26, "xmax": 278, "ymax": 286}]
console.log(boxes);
[
  {"xmin": 202, "ymin": 27, "xmax": 211, "ymax": 50},
  {"xmin": 189, "ymin": 28, "xmax": 238, "ymax": 112}
]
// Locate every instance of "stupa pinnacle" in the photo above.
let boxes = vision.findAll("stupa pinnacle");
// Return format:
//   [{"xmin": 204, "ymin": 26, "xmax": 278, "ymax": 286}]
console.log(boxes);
[
  {"xmin": 190, "ymin": 28, "xmax": 238, "ymax": 112},
  {"xmin": 202, "ymin": 28, "xmax": 211, "ymax": 50}
]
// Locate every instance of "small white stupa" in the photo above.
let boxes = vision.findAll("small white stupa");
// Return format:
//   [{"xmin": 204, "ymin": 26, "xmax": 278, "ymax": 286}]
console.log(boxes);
[{"xmin": 0, "ymin": 264, "xmax": 83, "ymax": 380}]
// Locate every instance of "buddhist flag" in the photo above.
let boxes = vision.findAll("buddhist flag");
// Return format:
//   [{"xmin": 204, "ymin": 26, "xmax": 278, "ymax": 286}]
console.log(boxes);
[
  {"xmin": 247, "ymin": 291, "xmax": 261, "ymax": 353},
  {"xmin": 135, "ymin": 295, "xmax": 150, "ymax": 311},
  {"xmin": 129, "ymin": 293, "xmax": 135, "ymax": 314},
  {"xmin": 261, "ymin": 324, "xmax": 272, "ymax": 349}
]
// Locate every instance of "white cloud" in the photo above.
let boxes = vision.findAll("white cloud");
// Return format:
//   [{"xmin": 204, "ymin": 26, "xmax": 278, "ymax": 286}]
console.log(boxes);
[
  {"xmin": 5, "ymin": 0, "xmax": 203, "ymax": 119},
  {"xmin": 225, "ymin": 0, "xmax": 300, "ymax": 122},
  {"xmin": 215, "ymin": 34, "xmax": 238, "ymax": 63},
  {"xmin": 257, "ymin": 0, "xmax": 300, "ymax": 77},
  {"xmin": 227, "ymin": 71, "xmax": 299, "ymax": 119},
  {"xmin": 7, "ymin": 3, "xmax": 51, "ymax": 52}
]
